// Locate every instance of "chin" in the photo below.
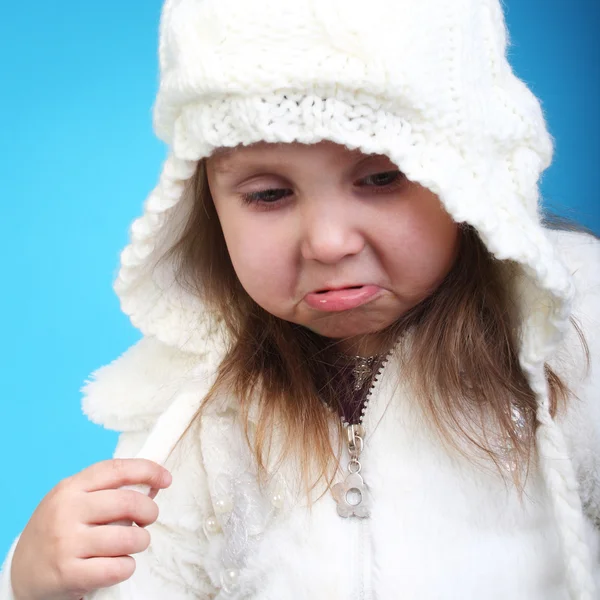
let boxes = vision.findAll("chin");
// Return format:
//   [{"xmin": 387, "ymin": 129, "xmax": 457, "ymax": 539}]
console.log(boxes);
[{"xmin": 306, "ymin": 311, "xmax": 398, "ymax": 341}]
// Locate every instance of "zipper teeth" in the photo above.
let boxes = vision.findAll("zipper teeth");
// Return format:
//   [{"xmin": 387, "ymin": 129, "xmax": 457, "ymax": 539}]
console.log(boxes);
[{"xmin": 359, "ymin": 347, "xmax": 394, "ymax": 426}]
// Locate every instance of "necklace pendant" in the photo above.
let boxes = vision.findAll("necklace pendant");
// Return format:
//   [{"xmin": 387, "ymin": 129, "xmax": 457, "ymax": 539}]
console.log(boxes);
[
  {"xmin": 332, "ymin": 471, "xmax": 371, "ymax": 518},
  {"xmin": 351, "ymin": 358, "xmax": 376, "ymax": 391}
]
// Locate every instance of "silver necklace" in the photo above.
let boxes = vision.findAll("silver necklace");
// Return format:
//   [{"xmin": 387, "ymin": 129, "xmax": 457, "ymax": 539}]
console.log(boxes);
[{"xmin": 335, "ymin": 353, "xmax": 381, "ymax": 392}]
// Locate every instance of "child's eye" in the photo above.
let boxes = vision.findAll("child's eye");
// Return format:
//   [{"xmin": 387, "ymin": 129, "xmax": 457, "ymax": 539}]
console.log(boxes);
[
  {"xmin": 359, "ymin": 170, "xmax": 405, "ymax": 189},
  {"xmin": 241, "ymin": 188, "xmax": 293, "ymax": 205}
]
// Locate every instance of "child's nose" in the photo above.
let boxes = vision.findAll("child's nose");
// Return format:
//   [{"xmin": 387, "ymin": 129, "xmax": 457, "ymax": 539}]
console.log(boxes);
[{"xmin": 299, "ymin": 201, "xmax": 365, "ymax": 264}]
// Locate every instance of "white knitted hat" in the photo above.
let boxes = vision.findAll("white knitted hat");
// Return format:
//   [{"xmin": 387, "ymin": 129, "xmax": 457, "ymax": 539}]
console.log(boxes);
[{"xmin": 113, "ymin": 0, "xmax": 595, "ymax": 596}]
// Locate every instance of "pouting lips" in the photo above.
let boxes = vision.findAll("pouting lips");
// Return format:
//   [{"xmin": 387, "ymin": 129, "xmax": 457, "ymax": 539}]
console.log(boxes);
[{"xmin": 304, "ymin": 285, "xmax": 381, "ymax": 312}]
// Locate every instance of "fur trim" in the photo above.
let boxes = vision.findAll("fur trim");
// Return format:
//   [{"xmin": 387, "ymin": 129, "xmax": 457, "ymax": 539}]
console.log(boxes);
[{"xmin": 81, "ymin": 336, "xmax": 214, "ymax": 432}]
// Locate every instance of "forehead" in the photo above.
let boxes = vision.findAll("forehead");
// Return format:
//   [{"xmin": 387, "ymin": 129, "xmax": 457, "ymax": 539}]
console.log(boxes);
[{"xmin": 208, "ymin": 141, "xmax": 383, "ymax": 174}]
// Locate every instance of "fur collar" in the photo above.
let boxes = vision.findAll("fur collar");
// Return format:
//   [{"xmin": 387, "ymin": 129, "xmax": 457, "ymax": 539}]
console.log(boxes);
[{"xmin": 81, "ymin": 336, "xmax": 217, "ymax": 432}]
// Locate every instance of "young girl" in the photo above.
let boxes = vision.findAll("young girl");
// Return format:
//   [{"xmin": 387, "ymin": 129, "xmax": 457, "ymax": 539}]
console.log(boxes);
[{"xmin": 2, "ymin": 0, "xmax": 599, "ymax": 598}]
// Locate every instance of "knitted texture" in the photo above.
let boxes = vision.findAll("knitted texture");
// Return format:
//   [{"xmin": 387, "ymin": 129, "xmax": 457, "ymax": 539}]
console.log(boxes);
[{"xmin": 112, "ymin": 0, "xmax": 596, "ymax": 597}]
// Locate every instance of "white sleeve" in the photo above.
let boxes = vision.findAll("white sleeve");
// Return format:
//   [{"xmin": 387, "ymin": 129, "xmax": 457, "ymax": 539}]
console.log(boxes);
[{"xmin": 0, "ymin": 537, "xmax": 20, "ymax": 600}]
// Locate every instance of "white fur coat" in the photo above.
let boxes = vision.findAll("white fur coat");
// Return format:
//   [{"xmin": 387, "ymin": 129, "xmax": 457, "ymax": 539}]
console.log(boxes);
[{"xmin": 1, "ymin": 229, "xmax": 599, "ymax": 599}]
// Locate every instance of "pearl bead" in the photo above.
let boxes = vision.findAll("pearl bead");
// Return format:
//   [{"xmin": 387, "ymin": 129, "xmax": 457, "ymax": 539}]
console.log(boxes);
[
  {"xmin": 220, "ymin": 567, "xmax": 240, "ymax": 594},
  {"xmin": 271, "ymin": 491, "xmax": 284, "ymax": 509},
  {"xmin": 214, "ymin": 496, "xmax": 234, "ymax": 515},
  {"xmin": 203, "ymin": 514, "xmax": 221, "ymax": 536}
]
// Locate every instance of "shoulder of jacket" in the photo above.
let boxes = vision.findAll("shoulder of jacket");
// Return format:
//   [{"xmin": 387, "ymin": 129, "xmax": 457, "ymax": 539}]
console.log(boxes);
[
  {"xmin": 547, "ymin": 229, "xmax": 599, "ymax": 365},
  {"xmin": 546, "ymin": 227, "xmax": 600, "ymax": 283},
  {"xmin": 81, "ymin": 336, "xmax": 219, "ymax": 432},
  {"xmin": 545, "ymin": 228, "xmax": 600, "ymax": 393},
  {"xmin": 546, "ymin": 228, "xmax": 600, "ymax": 519},
  {"xmin": 545, "ymin": 229, "xmax": 599, "ymax": 353}
]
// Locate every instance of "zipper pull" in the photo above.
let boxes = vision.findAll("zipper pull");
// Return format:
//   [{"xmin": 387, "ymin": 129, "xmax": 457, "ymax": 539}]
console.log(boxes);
[{"xmin": 332, "ymin": 423, "xmax": 371, "ymax": 518}]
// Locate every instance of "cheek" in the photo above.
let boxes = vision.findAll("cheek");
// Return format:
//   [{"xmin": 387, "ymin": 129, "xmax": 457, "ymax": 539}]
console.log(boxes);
[
  {"xmin": 380, "ymin": 192, "xmax": 459, "ymax": 291},
  {"xmin": 217, "ymin": 209, "xmax": 296, "ymax": 304}
]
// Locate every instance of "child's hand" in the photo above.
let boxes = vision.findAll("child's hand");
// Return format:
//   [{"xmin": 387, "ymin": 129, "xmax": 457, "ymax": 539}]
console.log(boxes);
[{"xmin": 10, "ymin": 458, "xmax": 172, "ymax": 600}]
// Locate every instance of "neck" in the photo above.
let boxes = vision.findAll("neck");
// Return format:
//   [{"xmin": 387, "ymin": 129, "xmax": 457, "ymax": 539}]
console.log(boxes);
[{"xmin": 331, "ymin": 333, "xmax": 390, "ymax": 358}]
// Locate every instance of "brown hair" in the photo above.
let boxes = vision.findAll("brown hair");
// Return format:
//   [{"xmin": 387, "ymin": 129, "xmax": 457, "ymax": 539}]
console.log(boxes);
[{"xmin": 162, "ymin": 159, "xmax": 588, "ymax": 495}]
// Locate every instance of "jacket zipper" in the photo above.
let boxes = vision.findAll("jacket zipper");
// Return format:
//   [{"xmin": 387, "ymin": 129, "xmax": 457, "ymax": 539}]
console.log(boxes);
[
  {"xmin": 333, "ymin": 346, "xmax": 395, "ymax": 517},
  {"xmin": 333, "ymin": 346, "xmax": 396, "ymax": 600}
]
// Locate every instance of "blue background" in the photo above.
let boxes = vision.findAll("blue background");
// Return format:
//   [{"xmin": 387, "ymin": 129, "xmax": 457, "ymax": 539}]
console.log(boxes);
[{"xmin": 0, "ymin": 0, "xmax": 598, "ymax": 559}]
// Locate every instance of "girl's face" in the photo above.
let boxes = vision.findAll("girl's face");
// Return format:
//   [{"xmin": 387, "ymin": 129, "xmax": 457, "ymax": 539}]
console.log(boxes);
[{"xmin": 207, "ymin": 141, "xmax": 459, "ymax": 355}]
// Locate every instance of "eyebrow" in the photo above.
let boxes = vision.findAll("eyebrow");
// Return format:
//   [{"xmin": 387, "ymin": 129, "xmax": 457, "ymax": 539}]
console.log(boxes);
[
  {"xmin": 209, "ymin": 148, "xmax": 236, "ymax": 173},
  {"xmin": 353, "ymin": 153, "xmax": 393, "ymax": 170},
  {"xmin": 210, "ymin": 147, "xmax": 297, "ymax": 176}
]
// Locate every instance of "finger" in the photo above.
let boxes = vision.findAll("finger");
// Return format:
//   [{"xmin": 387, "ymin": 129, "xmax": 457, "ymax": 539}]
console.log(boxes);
[
  {"xmin": 73, "ymin": 555, "xmax": 136, "ymax": 590},
  {"xmin": 75, "ymin": 459, "xmax": 172, "ymax": 493},
  {"xmin": 84, "ymin": 490, "xmax": 160, "ymax": 528},
  {"xmin": 107, "ymin": 487, "xmax": 159, "ymax": 525},
  {"xmin": 79, "ymin": 525, "xmax": 151, "ymax": 559},
  {"xmin": 120, "ymin": 483, "xmax": 151, "ymax": 497}
]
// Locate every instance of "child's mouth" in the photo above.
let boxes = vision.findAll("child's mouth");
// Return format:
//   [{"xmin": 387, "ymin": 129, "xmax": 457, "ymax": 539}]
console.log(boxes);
[{"xmin": 304, "ymin": 285, "xmax": 382, "ymax": 312}]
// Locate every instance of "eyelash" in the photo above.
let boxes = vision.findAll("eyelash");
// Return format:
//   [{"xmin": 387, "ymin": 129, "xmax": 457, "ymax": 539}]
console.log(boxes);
[{"xmin": 240, "ymin": 170, "xmax": 406, "ymax": 207}]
